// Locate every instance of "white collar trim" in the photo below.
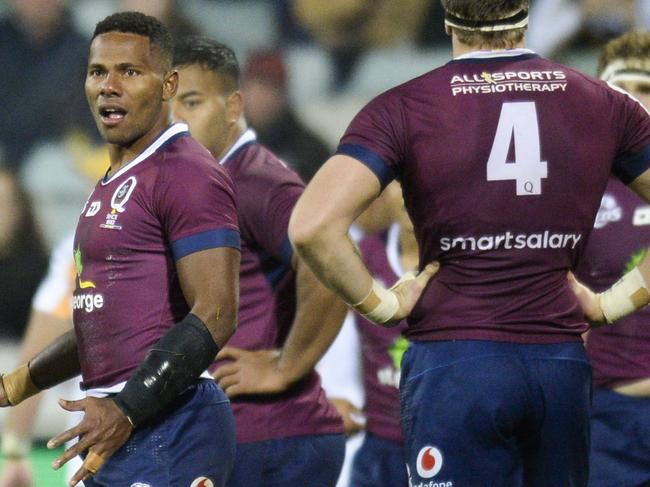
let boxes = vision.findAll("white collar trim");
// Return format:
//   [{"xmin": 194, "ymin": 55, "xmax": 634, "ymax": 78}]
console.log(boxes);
[
  {"xmin": 454, "ymin": 48, "xmax": 535, "ymax": 60},
  {"xmin": 219, "ymin": 129, "xmax": 257, "ymax": 165},
  {"xmin": 101, "ymin": 123, "xmax": 189, "ymax": 185}
]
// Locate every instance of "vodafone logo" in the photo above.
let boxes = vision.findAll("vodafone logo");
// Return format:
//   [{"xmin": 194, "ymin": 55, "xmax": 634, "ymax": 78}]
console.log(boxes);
[
  {"xmin": 416, "ymin": 446, "xmax": 443, "ymax": 478},
  {"xmin": 190, "ymin": 478, "xmax": 214, "ymax": 487}
]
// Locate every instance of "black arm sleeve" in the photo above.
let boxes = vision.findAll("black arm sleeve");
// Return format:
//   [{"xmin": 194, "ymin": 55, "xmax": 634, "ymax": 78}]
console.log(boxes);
[{"xmin": 112, "ymin": 313, "xmax": 218, "ymax": 427}]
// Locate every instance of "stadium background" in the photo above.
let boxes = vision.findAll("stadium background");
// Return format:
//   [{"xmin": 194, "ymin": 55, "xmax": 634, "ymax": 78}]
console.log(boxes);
[{"xmin": 0, "ymin": 0, "xmax": 647, "ymax": 485}]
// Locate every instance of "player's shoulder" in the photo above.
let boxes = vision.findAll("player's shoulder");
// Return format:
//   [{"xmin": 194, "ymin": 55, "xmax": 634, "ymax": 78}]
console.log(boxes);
[
  {"xmin": 159, "ymin": 132, "xmax": 218, "ymax": 170},
  {"xmin": 228, "ymin": 140, "xmax": 305, "ymax": 188},
  {"xmin": 158, "ymin": 132, "xmax": 233, "ymax": 184}
]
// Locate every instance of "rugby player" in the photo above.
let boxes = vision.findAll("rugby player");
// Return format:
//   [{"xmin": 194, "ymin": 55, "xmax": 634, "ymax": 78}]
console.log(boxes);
[
  {"xmin": 574, "ymin": 32, "xmax": 650, "ymax": 487},
  {"xmin": 288, "ymin": 1, "xmax": 650, "ymax": 485},
  {"xmin": 171, "ymin": 37, "xmax": 347, "ymax": 486},
  {"xmin": 0, "ymin": 12, "xmax": 240, "ymax": 487}
]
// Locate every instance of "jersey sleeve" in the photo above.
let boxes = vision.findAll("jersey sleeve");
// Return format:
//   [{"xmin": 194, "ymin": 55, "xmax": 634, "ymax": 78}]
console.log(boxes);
[
  {"xmin": 337, "ymin": 92, "xmax": 406, "ymax": 189},
  {"xmin": 239, "ymin": 162, "xmax": 304, "ymax": 267},
  {"xmin": 155, "ymin": 156, "xmax": 240, "ymax": 262},
  {"xmin": 610, "ymin": 86, "xmax": 650, "ymax": 184},
  {"xmin": 32, "ymin": 233, "xmax": 75, "ymax": 320}
]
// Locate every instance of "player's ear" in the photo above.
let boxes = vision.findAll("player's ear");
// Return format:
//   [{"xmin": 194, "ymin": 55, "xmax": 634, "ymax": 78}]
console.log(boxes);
[
  {"xmin": 226, "ymin": 90, "xmax": 243, "ymax": 126},
  {"xmin": 163, "ymin": 70, "xmax": 179, "ymax": 101}
]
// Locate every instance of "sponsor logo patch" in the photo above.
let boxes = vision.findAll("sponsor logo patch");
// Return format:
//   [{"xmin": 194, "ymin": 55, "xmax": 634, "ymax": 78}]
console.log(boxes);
[
  {"xmin": 190, "ymin": 478, "xmax": 214, "ymax": 487},
  {"xmin": 416, "ymin": 446, "xmax": 443, "ymax": 479},
  {"xmin": 450, "ymin": 70, "xmax": 568, "ymax": 96},
  {"xmin": 85, "ymin": 201, "xmax": 102, "ymax": 217}
]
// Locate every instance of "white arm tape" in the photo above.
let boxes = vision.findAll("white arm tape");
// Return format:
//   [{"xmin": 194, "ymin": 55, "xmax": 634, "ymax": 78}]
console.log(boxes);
[
  {"xmin": 599, "ymin": 267, "xmax": 650, "ymax": 324},
  {"xmin": 353, "ymin": 280, "xmax": 400, "ymax": 325}
]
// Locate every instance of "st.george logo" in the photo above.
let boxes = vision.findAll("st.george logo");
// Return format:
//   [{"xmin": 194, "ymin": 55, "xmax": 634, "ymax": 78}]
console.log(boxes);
[{"xmin": 416, "ymin": 446, "xmax": 443, "ymax": 479}]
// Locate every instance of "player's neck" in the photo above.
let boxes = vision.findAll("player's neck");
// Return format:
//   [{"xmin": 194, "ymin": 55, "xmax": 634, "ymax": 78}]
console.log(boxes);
[
  {"xmin": 107, "ymin": 115, "xmax": 172, "ymax": 175},
  {"xmin": 451, "ymin": 37, "xmax": 526, "ymax": 58},
  {"xmin": 215, "ymin": 119, "xmax": 248, "ymax": 161}
]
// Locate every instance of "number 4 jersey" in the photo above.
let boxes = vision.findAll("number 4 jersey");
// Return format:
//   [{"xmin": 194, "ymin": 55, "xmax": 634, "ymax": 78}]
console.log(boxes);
[{"xmin": 338, "ymin": 48, "xmax": 650, "ymax": 344}]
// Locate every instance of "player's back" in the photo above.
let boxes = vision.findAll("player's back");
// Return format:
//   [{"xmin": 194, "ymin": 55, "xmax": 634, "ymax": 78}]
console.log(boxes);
[{"xmin": 340, "ymin": 49, "xmax": 650, "ymax": 343}]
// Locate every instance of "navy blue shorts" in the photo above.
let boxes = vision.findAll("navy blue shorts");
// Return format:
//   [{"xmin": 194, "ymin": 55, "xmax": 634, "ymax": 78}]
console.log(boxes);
[
  {"xmin": 227, "ymin": 434, "xmax": 345, "ymax": 487},
  {"xmin": 589, "ymin": 388, "xmax": 650, "ymax": 487},
  {"xmin": 84, "ymin": 379, "xmax": 236, "ymax": 487},
  {"xmin": 349, "ymin": 433, "xmax": 408, "ymax": 487},
  {"xmin": 400, "ymin": 340, "xmax": 592, "ymax": 487}
]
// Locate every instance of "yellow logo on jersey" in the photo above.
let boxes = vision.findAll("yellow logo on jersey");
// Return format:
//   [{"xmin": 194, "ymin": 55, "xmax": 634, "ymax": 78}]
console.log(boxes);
[
  {"xmin": 74, "ymin": 247, "xmax": 96, "ymax": 289},
  {"xmin": 481, "ymin": 71, "xmax": 496, "ymax": 84}
]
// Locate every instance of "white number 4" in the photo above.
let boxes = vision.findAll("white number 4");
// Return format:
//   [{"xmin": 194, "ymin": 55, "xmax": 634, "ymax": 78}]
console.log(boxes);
[{"xmin": 487, "ymin": 102, "xmax": 548, "ymax": 196}]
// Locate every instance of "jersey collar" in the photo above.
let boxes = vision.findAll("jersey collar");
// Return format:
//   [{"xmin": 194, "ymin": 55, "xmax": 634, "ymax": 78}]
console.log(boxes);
[
  {"xmin": 101, "ymin": 123, "xmax": 189, "ymax": 185},
  {"xmin": 453, "ymin": 48, "xmax": 536, "ymax": 60},
  {"xmin": 219, "ymin": 129, "xmax": 257, "ymax": 166}
]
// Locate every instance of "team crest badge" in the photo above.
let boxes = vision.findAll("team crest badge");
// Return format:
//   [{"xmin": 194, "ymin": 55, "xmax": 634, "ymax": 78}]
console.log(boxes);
[
  {"xmin": 190, "ymin": 478, "xmax": 214, "ymax": 487},
  {"xmin": 111, "ymin": 176, "xmax": 137, "ymax": 213},
  {"xmin": 101, "ymin": 176, "xmax": 137, "ymax": 230},
  {"xmin": 416, "ymin": 446, "xmax": 443, "ymax": 479}
]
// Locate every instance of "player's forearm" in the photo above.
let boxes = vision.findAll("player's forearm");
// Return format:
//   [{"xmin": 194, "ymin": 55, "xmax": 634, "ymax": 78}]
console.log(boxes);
[
  {"xmin": 1, "ymin": 330, "xmax": 79, "ymax": 408},
  {"xmin": 277, "ymin": 258, "xmax": 348, "ymax": 384},
  {"xmin": 28, "ymin": 330, "xmax": 80, "ymax": 390},
  {"xmin": 289, "ymin": 219, "xmax": 374, "ymax": 307}
]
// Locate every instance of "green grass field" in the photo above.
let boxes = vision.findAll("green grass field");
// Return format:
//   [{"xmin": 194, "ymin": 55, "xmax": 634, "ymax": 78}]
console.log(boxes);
[{"xmin": 0, "ymin": 444, "xmax": 67, "ymax": 486}]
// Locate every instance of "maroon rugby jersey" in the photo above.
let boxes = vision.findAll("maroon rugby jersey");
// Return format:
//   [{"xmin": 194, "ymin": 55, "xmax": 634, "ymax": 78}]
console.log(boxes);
[
  {"xmin": 339, "ymin": 49, "xmax": 650, "ymax": 344},
  {"xmin": 576, "ymin": 177, "xmax": 650, "ymax": 388},
  {"xmin": 357, "ymin": 224, "xmax": 408, "ymax": 444},
  {"xmin": 213, "ymin": 130, "xmax": 343, "ymax": 443},
  {"xmin": 73, "ymin": 123, "xmax": 240, "ymax": 391}
]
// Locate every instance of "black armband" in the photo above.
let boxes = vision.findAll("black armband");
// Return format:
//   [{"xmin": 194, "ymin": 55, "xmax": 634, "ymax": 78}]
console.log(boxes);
[{"xmin": 112, "ymin": 313, "xmax": 218, "ymax": 427}]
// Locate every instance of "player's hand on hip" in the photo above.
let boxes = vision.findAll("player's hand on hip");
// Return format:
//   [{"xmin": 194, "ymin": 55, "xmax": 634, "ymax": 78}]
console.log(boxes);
[
  {"xmin": 47, "ymin": 397, "xmax": 134, "ymax": 486},
  {"xmin": 214, "ymin": 347, "xmax": 289, "ymax": 397},
  {"xmin": 390, "ymin": 262, "xmax": 440, "ymax": 322},
  {"xmin": 0, "ymin": 459, "xmax": 33, "ymax": 487},
  {"xmin": 329, "ymin": 398, "xmax": 366, "ymax": 437},
  {"xmin": 567, "ymin": 272, "xmax": 606, "ymax": 324}
]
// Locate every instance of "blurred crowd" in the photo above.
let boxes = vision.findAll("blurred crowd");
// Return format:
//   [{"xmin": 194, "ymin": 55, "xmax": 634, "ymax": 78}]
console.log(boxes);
[{"xmin": 0, "ymin": 0, "xmax": 648, "ymax": 341}]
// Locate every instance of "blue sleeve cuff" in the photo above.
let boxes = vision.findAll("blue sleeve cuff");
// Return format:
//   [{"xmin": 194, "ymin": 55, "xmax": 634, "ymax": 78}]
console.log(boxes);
[
  {"xmin": 614, "ymin": 143, "xmax": 650, "ymax": 184},
  {"xmin": 279, "ymin": 236, "xmax": 293, "ymax": 267},
  {"xmin": 337, "ymin": 143, "xmax": 397, "ymax": 189},
  {"xmin": 171, "ymin": 228, "xmax": 240, "ymax": 261}
]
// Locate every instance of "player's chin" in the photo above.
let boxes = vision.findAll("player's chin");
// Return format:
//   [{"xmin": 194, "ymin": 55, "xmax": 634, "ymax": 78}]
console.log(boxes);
[{"xmin": 99, "ymin": 127, "xmax": 134, "ymax": 146}]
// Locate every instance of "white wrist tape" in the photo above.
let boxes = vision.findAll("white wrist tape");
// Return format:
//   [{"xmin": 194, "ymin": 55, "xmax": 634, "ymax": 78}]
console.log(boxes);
[
  {"xmin": 1, "ymin": 432, "xmax": 30, "ymax": 459},
  {"xmin": 598, "ymin": 267, "xmax": 650, "ymax": 324},
  {"xmin": 353, "ymin": 280, "xmax": 400, "ymax": 325}
]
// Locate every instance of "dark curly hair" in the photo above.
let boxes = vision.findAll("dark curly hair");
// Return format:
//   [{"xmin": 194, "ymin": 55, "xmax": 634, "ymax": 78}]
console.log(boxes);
[
  {"xmin": 174, "ymin": 36, "xmax": 240, "ymax": 92},
  {"xmin": 92, "ymin": 11, "xmax": 174, "ymax": 70}
]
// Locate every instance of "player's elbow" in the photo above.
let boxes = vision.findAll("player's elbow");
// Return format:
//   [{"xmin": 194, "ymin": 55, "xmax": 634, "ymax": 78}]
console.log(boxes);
[{"xmin": 288, "ymin": 209, "xmax": 326, "ymax": 255}]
